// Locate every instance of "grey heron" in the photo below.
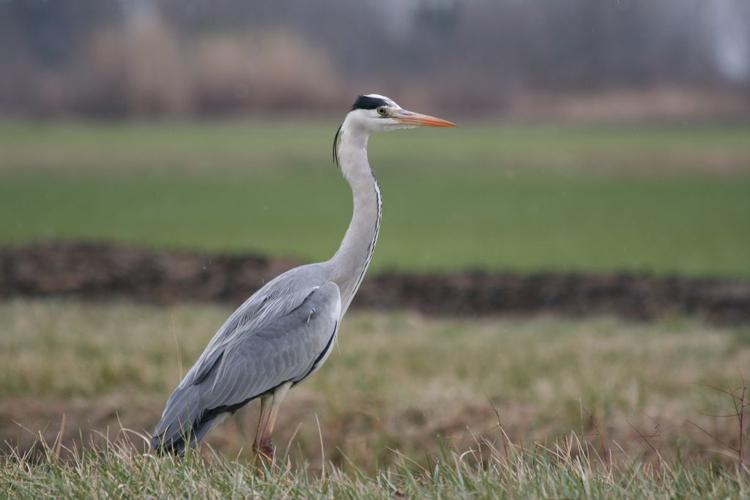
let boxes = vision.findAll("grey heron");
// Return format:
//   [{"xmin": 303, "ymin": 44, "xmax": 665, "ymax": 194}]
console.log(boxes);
[{"xmin": 150, "ymin": 94, "xmax": 454, "ymax": 457}]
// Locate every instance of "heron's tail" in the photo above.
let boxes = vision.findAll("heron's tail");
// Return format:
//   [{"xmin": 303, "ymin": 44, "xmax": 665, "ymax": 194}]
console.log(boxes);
[{"xmin": 150, "ymin": 384, "xmax": 214, "ymax": 455}]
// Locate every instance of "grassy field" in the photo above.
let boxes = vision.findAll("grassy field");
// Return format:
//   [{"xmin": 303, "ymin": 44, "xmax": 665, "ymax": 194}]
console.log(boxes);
[
  {"xmin": 1, "ymin": 299, "xmax": 749, "ymax": 496},
  {"xmin": 1, "ymin": 120, "xmax": 749, "ymax": 495},
  {"xmin": 1, "ymin": 120, "xmax": 749, "ymax": 276},
  {"xmin": 4, "ymin": 439, "xmax": 748, "ymax": 498}
]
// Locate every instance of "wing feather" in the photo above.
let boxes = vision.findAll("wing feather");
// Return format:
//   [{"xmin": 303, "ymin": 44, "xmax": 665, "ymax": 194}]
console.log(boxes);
[{"xmin": 152, "ymin": 267, "xmax": 341, "ymax": 450}]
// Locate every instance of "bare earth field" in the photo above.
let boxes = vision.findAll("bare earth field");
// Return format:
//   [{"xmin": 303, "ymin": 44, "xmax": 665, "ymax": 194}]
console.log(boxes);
[{"xmin": 2, "ymin": 242, "xmax": 750, "ymax": 323}]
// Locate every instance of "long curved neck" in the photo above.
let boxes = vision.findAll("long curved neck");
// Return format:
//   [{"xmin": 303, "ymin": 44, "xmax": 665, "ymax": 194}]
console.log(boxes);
[{"xmin": 327, "ymin": 123, "xmax": 382, "ymax": 313}]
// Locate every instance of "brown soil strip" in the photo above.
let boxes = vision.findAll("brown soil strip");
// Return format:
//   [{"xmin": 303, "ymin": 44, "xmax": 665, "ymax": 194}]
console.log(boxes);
[{"xmin": 1, "ymin": 242, "xmax": 748, "ymax": 323}]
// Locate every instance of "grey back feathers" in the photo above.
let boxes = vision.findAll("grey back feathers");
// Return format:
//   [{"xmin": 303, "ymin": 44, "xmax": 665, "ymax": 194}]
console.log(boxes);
[{"xmin": 151, "ymin": 264, "xmax": 341, "ymax": 453}]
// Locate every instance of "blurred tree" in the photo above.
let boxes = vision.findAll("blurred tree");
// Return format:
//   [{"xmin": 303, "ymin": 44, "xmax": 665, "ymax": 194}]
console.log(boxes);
[{"xmin": 0, "ymin": 0, "xmax": 747, "ymax": 116}]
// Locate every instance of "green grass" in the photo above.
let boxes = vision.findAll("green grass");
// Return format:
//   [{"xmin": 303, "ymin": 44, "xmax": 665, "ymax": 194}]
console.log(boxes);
[
  {"xmin": 1, "ymin": 120, "xmax": 749, "ymax": 276},
  {"xmin": 1, "ymin": 300, "xmax": 749, "ymax": 496},
  {"xmin": 4, "ymin": 439, "xmax": 748, "ymax": 499}
]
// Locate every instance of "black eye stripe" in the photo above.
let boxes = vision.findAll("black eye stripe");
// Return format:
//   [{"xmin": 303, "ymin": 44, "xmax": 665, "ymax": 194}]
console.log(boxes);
[{"xmin": 351, "ymin": 95, "xmax": 389, "ymax": 110}]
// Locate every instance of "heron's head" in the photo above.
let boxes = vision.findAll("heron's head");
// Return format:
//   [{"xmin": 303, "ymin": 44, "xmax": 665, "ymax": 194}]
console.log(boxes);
[{"xmin": 344, "ymin": 94, "xmax": 455, "ymax": 133}]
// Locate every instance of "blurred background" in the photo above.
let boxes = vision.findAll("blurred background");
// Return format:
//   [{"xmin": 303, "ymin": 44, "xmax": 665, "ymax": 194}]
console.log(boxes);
[
  {"xmin": 2, "ymin": 0, "xmax": 750, "ymax": 119},
  {"xmin": 1, "ymin": 0, "xmax": 749, "ymax": 470}
]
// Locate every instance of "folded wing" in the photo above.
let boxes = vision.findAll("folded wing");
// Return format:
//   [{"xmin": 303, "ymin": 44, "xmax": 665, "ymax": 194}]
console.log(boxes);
[{"xmin": 151, "ymin": 277, "xmax": 341, "ymax": 453}]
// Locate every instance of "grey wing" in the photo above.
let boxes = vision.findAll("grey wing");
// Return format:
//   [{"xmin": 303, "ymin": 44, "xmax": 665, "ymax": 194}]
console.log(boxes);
[
  {"xmin": 201, "ymin": 280, "xmax": 341, "ymax": 409},
  {"xmin": 179, "ymin": 264, "xmax": 329, "ymax": 389},
  {"xmin": 152, "ymin": 280, "xmax": 341, "ymax": 452}
]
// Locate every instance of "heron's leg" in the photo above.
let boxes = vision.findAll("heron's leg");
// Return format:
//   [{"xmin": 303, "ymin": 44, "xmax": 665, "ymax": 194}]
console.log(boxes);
[
  {"xmin": 253, "ymin": 382, "xmax": 292, "ymax": 459},
  {"xmin": 253, "ymin": 393, "xmax": 273, "ymax": 456}
]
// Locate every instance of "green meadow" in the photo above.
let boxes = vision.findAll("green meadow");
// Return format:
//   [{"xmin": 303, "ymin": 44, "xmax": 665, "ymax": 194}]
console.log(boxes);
[
  {"xmin": 2, "ymin": 120, "xmax": 750, "ymax": 496},
  {"xmin": 1, "ymin": 120, "xmax": 749, "ymax": 276}
]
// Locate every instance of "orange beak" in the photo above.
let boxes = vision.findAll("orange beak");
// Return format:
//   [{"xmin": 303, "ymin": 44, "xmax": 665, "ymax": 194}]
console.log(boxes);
[{"xmin": 394, "ymin": 109, "xmax": 456, "ymax": 128}]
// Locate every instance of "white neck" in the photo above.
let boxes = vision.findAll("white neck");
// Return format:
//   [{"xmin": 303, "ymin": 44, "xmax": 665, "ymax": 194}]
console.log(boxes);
[{"xmin": 326, "ymin": 119, "xmax": 382, "ymax": 314}]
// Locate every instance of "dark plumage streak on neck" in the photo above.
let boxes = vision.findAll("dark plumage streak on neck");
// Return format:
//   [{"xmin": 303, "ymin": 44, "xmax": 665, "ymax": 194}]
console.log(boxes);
[{"xmin": 327, "ymin": 120, "xmax": 382, "ymax": 314}]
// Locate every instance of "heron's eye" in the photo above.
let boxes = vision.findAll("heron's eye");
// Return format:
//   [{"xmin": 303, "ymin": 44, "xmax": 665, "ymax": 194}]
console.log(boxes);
[{"xmin": 377, "ymin": 106, "xmax": 388, "ymax": 117}]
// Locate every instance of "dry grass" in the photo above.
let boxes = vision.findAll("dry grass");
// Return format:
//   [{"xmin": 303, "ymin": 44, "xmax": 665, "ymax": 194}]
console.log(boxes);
[
  {"xmin": 1, "ymin": 299, "xmax": 748, "ymax": 473},
  {"xmin": 3, "ymin": 431, "xmax": 749, "ymax": 499},
  {"xmin": 2, "ymin": 120, "xmax": 749, "ymax": 178}
]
